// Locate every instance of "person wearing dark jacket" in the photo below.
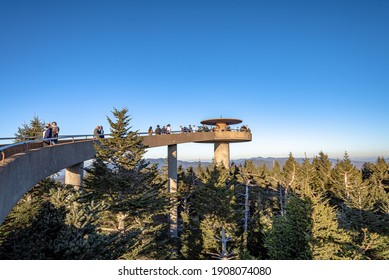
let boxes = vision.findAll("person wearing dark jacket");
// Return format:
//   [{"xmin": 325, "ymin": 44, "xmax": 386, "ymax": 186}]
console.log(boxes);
[
  {"xmin": 51, "ymin": 121, "xmax": 60, "ymax": 144},
  {"xmin": 43, "ymin": 123, "xmax": 52, "ymax": 146},
  {"xmin": 155, "ymin": 125, "xmax": 162, "ymax": 135},
  {"xmin": 99, "ymin": 126, "xmax": 105, "ymax": 138}
]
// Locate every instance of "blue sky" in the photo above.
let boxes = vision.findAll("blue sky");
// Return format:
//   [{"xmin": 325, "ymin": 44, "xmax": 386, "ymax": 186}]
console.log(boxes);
[{"xmin": 1, "ymin": 0, "xmax": 388, "ymax": 160}]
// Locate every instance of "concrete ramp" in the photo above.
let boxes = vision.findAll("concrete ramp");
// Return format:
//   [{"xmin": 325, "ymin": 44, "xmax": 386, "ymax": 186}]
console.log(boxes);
[
  {"xmin": 0, "ymin": 141, "xmax": 95, "ymax": 225},
  {"xmin": 0, "ymin": 131, "xmax": 251, "ymax": 225}
]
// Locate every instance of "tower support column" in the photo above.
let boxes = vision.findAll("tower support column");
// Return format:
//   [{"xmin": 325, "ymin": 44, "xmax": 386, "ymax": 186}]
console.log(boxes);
[
  {"xmin": 168, "ymin": 144, "xmax": 178, "ymax": 238},
  {"xmin": 214, "ymin": 142, "xmax": 230, "ymax": 169},
  {"xmin": 65, "ymin": 162, "xmax": 84, "ymax": 189}
]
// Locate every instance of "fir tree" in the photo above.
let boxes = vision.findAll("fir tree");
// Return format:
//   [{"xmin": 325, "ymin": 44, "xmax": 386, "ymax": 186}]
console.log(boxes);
[
  {"xmin": 309, "ymin": 194, "xmax": 351, "ymax": 260},
  {"xmin": 0, "ymin": 182, "xmax": 120, "ymax": 260},
  {"xmin": 235, "ymin": 161, "xmax": 274, "ymax": 259},
  {"xmin": 178, "ymin": 166, "xmax": 202, "ymax": 259},
  {"xmin": 281, "ymin": 153, "xmax": 298, "ymax": 191},
  {"xmin": 366, "ymin": 157, "xmax": 389, "ymax": 191},
  {"xmin": 331, "ymin": 152, "xmax": 360, "ymax": 201},
  {"xmin": 14, "ymin": 115, "xmax": 45, "ymax": 142},
  {"xmin": 312, "ymin": 151, "xmax": 333, "ymax": 194},
  {"xmin": 297, "ymin": 158, "xmax": 314, "ymax": 195},
  {"xmin": 270, "ymin": 153, "xmax": 299, "ymax": 216},
  {"xmin": 347, "ymin": 228, "xmax": 389, "ymax": 260},
  {"xmin": 84, "ymin": 108, "xmax": 169, "ymax": 259},
  {"xmin": 185, "ymin": 163, "xmax": 238, "ymax": 259},
  {"xmin": 265, "ymin": 194, "xmax": 312, "ymax": 260}
]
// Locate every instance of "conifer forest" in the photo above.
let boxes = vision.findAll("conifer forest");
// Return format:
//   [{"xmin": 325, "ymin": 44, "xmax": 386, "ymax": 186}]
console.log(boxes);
[{"xmin": 1, "ymin": 108, "xmax": 389, "ymax": 260}]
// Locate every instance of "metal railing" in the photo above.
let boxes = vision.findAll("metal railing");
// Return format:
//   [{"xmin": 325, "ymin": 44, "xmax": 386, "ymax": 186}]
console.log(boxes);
[
  {"xmin": 0, "ymin": 134, "xmax": 100, "ymax": 164},
  {"xmin": 0, "ymin": 132, "xmax": 151, "ymax": 163},
  {"xmin": 0, "ymin": 129, "xmax": 252, "ymax": 164}
]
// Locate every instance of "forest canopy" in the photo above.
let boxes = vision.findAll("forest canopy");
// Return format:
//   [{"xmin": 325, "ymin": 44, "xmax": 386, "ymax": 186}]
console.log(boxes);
[{"xmin": 1, "ymin": 110, "xmax": 388, "ymax": 260}]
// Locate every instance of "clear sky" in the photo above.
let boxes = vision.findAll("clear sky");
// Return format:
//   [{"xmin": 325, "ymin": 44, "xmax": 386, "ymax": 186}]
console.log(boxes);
[{"xmin": 1, "ymin": 0, "xmax": 388, "ymax": 161}]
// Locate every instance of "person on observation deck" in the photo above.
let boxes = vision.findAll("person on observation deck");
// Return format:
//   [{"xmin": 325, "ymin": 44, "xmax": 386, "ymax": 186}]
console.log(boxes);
[
  {"xmin": 166, "ymin": 124, "xmax": 171, "ymax": 134},
  {"xmin": 51, "ymin": 121, "xmax": 60, "ymax": 144},
  {"xmin": 93, "ymin": 126, "xmax": 101, "ymax": 139},
  {"xmin": 155, "ymin": 125, "xmax": 162, "ymax": 135},
  {"xmin": 181, "ymin": 126, "xmax": 189, "ymax": 133},
  {"xmin": 148, "ymin": 126, "xmax": 153, "ymax": 135},
  {"xmin": 43, "ymin": 123, "xmax": 52, "ymax": 146},
  {"xmin": 99, "ymin": 126, "xmax": 105, "ymax": 138}
]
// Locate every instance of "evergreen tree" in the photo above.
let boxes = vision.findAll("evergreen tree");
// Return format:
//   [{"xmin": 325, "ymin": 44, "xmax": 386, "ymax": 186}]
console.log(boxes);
[
  {"xmin": 366, "ymin": 157, "xmax": 389, "ymax": 191},
  {"xmin": 269, "ymin": 160, "xmax": 284, "ymax": 215},
  {"xmin": 84, "ymin": 108, "xmax": 169, "ymax": 259},
  {"xmin": 14, "ymin": 115, "xmax": 45, "ymax": 142},
  {"xmin": 0, "ymin": 182, "xmax": 120, "ymax": 259},
  {"xmin": 178, "ymin": 166, "xmax": 202, "ymax": 259},
  {"xmin": 200, "ymin": 215, "xmax": 236, "ymax": 259},
  {"xmin": 265, "ymin": 194, "xmax": 312, "ymax": 260},
  {"xmin": 235, "ymin": 161, "xmax": 274, "ymax": 259},
  {"xmin": 186, "ymin": 163, "xmax": 238, "ymax": 259},
  {"xmin": 281, "ymin": 153, "xmax": 298, "ymax": 191},
  {"xmin": 271, "ymin": 153, "xmax": 299, "ymax": 216},
  {"xmin": 331, "ymin": 152, "xmax": 360, "ymax": 201},
  {"xmin": 293, "ymin": 155, "xmax": 352, "ymax": 260},
  {"xmin": 312, "ymin": 151, "xmax": 333, "ymax": 194},
  {"xmin": 331, "ymin": 154, "xmax": 389, "ymax": 259},
  {"xmin": 0, "ymin": 179, "xmax": 54, "ymax": 252},
  {"xmin": 347, "ymin": 228, "xmax": 389, "ymax": 260},
  {"xmin": 297, "ymin": 158, "xmax": 314, "ymax": 195},
  {"xmin": 4, "ymin": 113, "xmax": 389, "ymax": 261},
  {"xmin": 309, "ymin": 194, "xmax": 351, "ymax": 259}
]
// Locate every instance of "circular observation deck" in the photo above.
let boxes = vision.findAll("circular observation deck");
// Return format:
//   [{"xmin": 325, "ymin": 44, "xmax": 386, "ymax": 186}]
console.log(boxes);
[{"xmin": 201, "ymin": 118, "xmax": 242, "ymax": 131}]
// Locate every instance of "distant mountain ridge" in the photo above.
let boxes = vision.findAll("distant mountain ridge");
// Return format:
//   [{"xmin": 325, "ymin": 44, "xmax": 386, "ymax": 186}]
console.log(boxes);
[
  {"xmin": 52, "ymin": 156, "xmax": 385, "ymax": 182},
  {"xmin": 146, "ymin": 156, "xmax": 386, "ymax": 170}
]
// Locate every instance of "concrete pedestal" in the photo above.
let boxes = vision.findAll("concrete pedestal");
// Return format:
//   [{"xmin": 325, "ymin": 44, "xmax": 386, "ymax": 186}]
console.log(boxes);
[
  {"xmin": 168, "ymin": 144, "xmax": 178, "ymax": 238},
  {"xmin": 65, "ymin": 162, "xmax": 84, "ymax": 188},
  {"xmin": 214, "ymin": 142, "xmax": 230, "ymax": 169}
]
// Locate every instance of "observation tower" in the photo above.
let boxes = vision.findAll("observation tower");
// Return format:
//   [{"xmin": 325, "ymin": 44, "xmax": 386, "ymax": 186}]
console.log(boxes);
[{"xmin": 199, "ymin": 118, "xmax": 251, "ymax": 168}]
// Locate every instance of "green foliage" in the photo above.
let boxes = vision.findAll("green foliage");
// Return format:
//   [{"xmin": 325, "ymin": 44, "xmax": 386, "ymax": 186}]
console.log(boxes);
[
  {"xmin": 309, "ymin": 194, "xmax": 351, "ymax": 260},
  {"xmin": 200, "ymin": 214, "xmax": 236, "ymax": 259},
  {"xmin": 0, "ymin": 183, "xmax": 122, "ymax": 259},
  {"xmin": 265, "ymin": 195, "xmax": 312, "ymax": 260},
  {"xmin": 331, "ymin": 152, "xmax": 361, "ymax": 201},
  {"xmin": 347, "ymin": 228, "xmax": 389, "ymax": 260},
  {"xmin": 14, "ymin": 115, "xmax": 45, "ymax": 142},
  {"xmin": 84, "ymin": 107, "xmax": 169, "ymax": 259},
  {"xmin": 312, "ymin": 151, "xmax": 333, "ymax": 193},
  {"xmin": 3, "ymin": 115, "xmax": 389, "ymax": 260},
  {"xmin": 1, "ymin": 109, "xmax": 169, "ymax": 260}
]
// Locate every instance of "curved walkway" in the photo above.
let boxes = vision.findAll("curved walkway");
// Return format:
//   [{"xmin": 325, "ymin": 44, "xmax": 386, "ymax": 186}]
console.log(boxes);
[{"xmin": 0, "ymin": 131, "xmax": 251, "ymax": 225}]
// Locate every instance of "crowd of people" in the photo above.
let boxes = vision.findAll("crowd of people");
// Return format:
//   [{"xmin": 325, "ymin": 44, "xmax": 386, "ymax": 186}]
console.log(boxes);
[
  {"xmin": 42, "ymin": 121, "xmax": 60, "ymax": 146},
  {"xmin": 146, "ymin": 124, "xmax": 251, "ymax": 135},
  {"xmin": 41, "ymin": 122, "xmax": 105, "ymax": 146},
  {"xmin": 148, "ymin": 124, "xmax": 172, "ymax": 135},
  {"xmin": 40, "ymin": 122, "xmax": 107, "ymax": 146},
  {"xmin": 39, "ymin": 122, "xmax": 250, "ymax": 147}
]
